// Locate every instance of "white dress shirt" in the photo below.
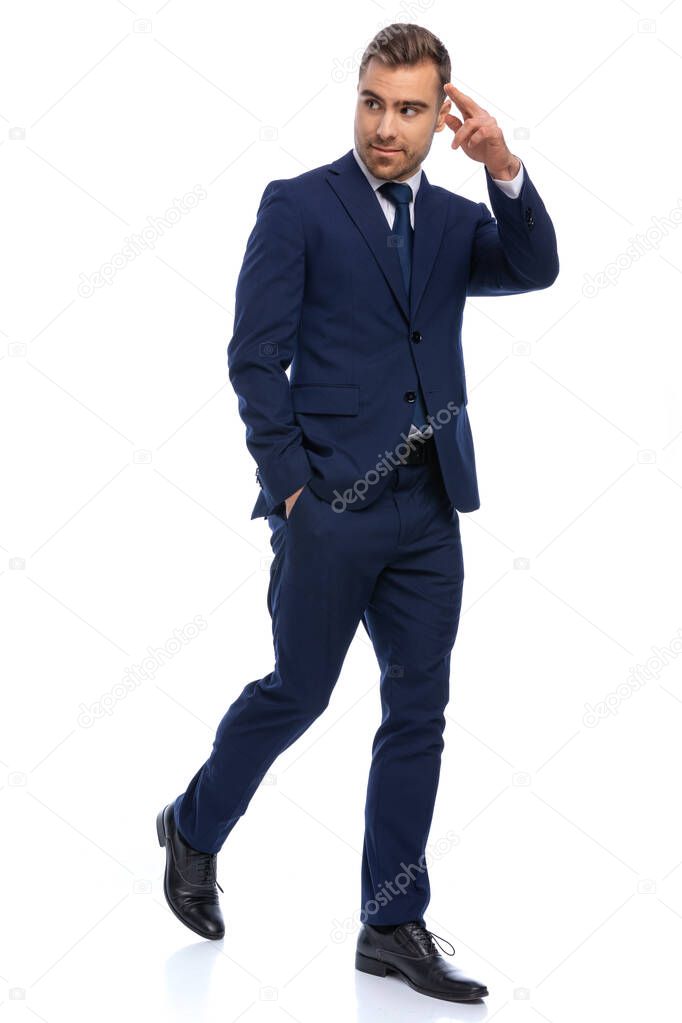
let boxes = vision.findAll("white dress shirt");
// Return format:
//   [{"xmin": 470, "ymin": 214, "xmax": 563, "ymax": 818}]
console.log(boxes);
[{"xmin": 351, "ymin": 146, "xmax": 525, "ymax": 439}]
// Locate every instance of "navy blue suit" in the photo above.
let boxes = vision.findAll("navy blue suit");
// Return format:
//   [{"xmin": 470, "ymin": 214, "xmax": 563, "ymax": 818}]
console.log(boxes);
[
  {"xmin": 174, "ymin": 149, "xmax": 558, "ymax": 927},
  {"xmin": 228, "ymin": 148, "xmax": 558, "ymax": 519}
]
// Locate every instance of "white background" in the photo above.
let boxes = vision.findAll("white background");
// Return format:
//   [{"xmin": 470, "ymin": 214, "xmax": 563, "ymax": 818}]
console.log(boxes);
[{"xmin": 2, "ymin": 1, "xmax": 682, "ymax": 1020}]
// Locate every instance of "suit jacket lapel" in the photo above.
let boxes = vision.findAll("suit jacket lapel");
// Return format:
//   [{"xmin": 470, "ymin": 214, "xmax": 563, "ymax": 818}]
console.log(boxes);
[
  {"xmin": 325, "ymin": 149, "xmax": 449, "ymax": 322},
  {"xmin": 409, "ymin": 165, "xmax": 448, "ymax": 321}
]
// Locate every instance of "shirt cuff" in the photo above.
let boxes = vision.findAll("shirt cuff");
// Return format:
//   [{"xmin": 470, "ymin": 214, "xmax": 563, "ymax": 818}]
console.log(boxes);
[{"xmin": 491, "ymin": 161, "xmax": 524, "ymax": 199}]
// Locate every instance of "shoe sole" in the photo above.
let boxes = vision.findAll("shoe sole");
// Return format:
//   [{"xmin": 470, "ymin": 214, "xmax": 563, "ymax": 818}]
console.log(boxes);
[
  {"xmin": 156, "ymin": 806, "xmax": 225, "ymax": 942},
  {"xmin": 355, "ymin": 951, "xmax": 488, "ymax": 1002}
]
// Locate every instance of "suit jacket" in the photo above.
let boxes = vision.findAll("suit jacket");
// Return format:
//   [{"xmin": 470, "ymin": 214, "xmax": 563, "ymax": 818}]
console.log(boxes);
[{"xmin": 227, "ymin": 148, "xmax": 559, "ymax": 519}]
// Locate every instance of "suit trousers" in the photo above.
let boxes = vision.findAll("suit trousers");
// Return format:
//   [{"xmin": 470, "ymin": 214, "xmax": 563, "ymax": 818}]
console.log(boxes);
[{"xmin": 173, "ymin": 450, "xmax": 464, "ymax": 927}]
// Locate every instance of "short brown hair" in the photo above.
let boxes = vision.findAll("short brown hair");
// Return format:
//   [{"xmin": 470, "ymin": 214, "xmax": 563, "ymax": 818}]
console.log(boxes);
[{"xmin": 358, "ymin": 23, "xmax": 451, "ymax": 106}]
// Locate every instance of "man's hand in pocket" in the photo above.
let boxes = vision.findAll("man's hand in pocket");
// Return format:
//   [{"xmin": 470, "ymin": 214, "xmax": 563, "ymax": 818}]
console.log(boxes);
[{"xmin": 285, "ymin": 484, "xmax": 306, "ymax": 519}]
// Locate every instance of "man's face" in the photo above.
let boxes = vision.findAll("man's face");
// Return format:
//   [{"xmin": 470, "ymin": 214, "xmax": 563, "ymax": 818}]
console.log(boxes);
[{"xmin": 354, "ymin": 57, "xmax": 451, "ymax": 181}]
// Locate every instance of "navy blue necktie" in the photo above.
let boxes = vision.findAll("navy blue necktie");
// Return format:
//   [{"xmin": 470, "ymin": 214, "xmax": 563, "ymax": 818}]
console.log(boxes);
[
  {"xmin": 378, "ymin": 181, "xmax": 428, "ymax": 434},
  {"xmin": 378, "ymin": 181, "xmax": 414, "ymax": 296}
]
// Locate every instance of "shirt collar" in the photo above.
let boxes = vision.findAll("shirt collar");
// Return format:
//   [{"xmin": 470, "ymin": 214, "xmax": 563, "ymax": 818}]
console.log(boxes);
[{"xmin": 352, "ymin": 145, "xmax": 422, "ymax": 201}]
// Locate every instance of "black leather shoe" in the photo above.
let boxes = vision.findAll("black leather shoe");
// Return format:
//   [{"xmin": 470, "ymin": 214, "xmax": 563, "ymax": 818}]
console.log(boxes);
[
  {"xmin": 356, "ymin": 921, "xmax": 488, "ymax": 1002},
  {"xmin": 156, "ymin": 801, "xmax": 225, "ymax": 940}
]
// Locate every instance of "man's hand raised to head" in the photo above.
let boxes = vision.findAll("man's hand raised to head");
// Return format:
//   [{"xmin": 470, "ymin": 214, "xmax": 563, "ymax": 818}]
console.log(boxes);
[{"xmin": 443, "ymin": 84, "xmax": 521, "ymax": 181}]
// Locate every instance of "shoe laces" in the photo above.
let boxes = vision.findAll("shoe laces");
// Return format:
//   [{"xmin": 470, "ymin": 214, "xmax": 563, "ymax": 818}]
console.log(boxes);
[
  {"xmin": 399, "ymin": 920, "xmax": 455, "ymax": 957},
  {"xmin": 199, "ymin": 857, "xmax": 224, "ymax": 894},
  {"xmin": 183, "ymin": 849, "xmax": 224, "ymax": 893}
]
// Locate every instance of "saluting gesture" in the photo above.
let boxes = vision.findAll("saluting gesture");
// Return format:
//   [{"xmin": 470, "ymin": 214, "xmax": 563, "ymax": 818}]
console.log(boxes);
[{"xmin": 443, "ymin": 83, "xmax": 521, "ymax": 181}]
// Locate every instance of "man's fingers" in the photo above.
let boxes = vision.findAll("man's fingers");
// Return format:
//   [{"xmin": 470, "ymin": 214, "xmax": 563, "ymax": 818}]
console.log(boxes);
[
  {"xmin": 443, "ymin": 113, "xmax": 463, "ymax": 150},
  {"xmin": 451, "ymin": 114, "xmax": 495, "ymax": 149},
  {"xmin": 444, "ymin": 83, "xmax": 484, "ymax": 118},
  {"xmin": 466, "ymin": 126, "xmax": 499, "ymax": 148}
]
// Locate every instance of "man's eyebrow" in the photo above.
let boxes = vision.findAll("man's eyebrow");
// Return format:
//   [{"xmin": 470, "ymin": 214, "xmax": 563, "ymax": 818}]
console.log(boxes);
[{"xmin": 359, "ymin": 88, "xmax": 431, "ymax": 110}]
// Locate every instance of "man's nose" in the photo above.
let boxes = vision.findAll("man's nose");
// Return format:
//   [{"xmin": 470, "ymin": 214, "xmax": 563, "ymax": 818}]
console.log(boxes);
[{"xmin": 377, "ymin": 115, "xmax": 397, "ymax": 139}]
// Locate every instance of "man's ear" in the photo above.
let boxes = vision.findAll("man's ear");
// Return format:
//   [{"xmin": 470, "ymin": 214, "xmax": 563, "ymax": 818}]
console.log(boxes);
[{"xmin": 434, "ymin": 97, "xmax": 452, "ymax": 133}]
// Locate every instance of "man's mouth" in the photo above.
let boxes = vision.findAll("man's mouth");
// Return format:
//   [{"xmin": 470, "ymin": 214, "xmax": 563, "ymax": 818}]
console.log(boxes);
[{"xmin": 372, "ymin": 145, "xmax": 402, "ymax": 154}]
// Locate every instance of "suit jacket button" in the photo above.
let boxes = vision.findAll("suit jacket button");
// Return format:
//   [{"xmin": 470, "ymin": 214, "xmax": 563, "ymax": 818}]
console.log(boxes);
[
  {"xmin": 404, "ymin": 391, "xmax": 416, "ymax": 403},
  {"xmin": 410, "ymin": 330, "xmax": 423, "ymax": 343}
]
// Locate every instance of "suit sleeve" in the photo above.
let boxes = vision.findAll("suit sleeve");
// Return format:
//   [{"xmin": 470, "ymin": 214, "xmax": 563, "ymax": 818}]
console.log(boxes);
[
  {"xmin": 466, "ymin": 162, "xmax": 559, "ymax": 297},
  {"xmin": 227, "ymin": 180, "xmax": 312, "ymax": 508}
]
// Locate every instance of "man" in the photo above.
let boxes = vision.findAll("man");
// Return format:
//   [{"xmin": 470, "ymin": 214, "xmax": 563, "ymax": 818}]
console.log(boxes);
[{"xmin": 157, "ymin": 23, "xmax": 558, "ymax": 1004}]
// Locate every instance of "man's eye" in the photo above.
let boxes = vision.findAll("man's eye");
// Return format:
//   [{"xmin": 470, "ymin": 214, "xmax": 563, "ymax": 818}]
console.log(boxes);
[{"xmin": 365, "ymin": 100, "xmax": 418, "ymax": 116}]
